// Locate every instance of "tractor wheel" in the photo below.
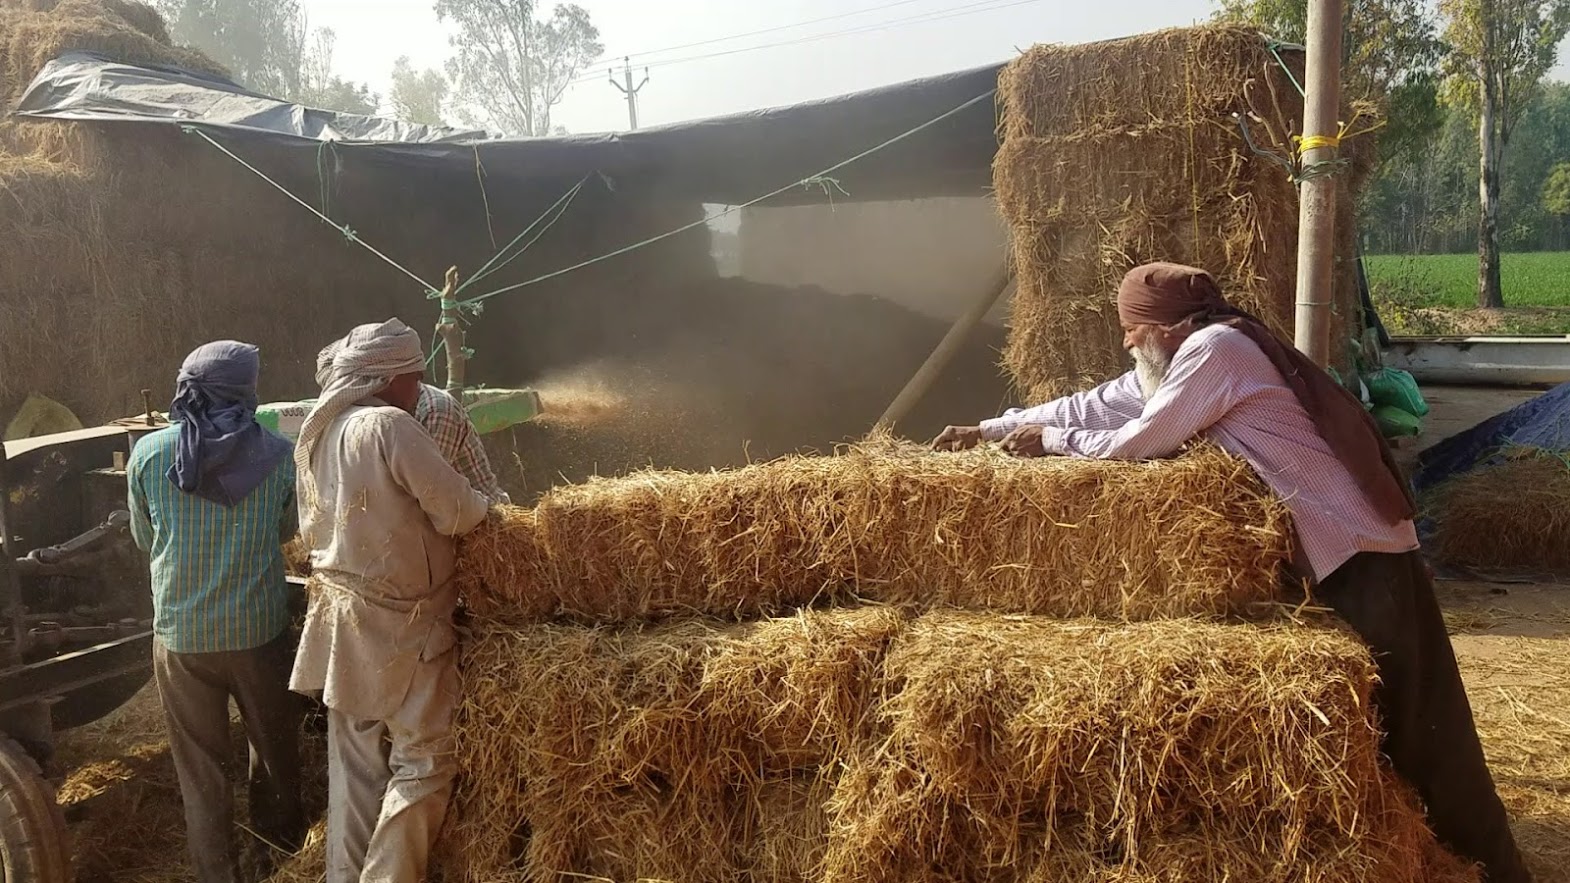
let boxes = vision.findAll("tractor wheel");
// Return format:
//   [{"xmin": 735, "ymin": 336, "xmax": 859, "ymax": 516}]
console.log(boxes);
[{"xmin": 0, "ymin": 738, "xmax": 70, "ymax": 883}]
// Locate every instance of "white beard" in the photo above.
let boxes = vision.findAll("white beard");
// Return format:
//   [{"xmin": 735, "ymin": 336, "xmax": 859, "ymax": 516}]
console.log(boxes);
[{"xmin": 1133, "ymin": 341, "xmax": 1172, "ymax": 401}]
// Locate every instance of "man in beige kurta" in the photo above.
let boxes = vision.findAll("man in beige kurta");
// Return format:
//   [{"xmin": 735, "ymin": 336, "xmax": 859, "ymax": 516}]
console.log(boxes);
[{"xmin": 290, "ymin": 318, "xmax": 490, "ymax": 883}]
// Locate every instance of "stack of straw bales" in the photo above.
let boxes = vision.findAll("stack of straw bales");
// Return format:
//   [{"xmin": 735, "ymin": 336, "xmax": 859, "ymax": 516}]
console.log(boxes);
[
  {"xmin": 993, "ymin": 27, "xmax": 1372, "ymax": 402},
  {"xmin": 445, "ymin": 440, "xmax": 1478, "ymax": 883},
  {"xmin": 1424, "ymin": 448, "xmax": 1570, "ymax": 573}
]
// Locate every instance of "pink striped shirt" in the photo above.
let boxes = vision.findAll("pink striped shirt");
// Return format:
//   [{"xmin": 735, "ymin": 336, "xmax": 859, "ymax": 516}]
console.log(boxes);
[{"xmin": 980, "ymin": 324, "xmax": 1417, "ymax": 581}]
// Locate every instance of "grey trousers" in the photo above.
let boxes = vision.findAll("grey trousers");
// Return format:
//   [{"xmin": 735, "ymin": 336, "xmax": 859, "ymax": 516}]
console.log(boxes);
[
  {"xmin": 153, "ymin": 632, "xmax": 305, "ymax": 883},
  {"xmin": 326, "ymin": 652, "xmax": 459, "ymax": 883}
]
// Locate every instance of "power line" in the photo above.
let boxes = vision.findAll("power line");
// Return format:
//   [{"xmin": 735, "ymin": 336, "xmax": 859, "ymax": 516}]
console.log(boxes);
[
  {"xmin": 622, "ymin": 0, "xmax": 1038, "ymax": 73},
  {"xmin": 586, "ymin": 0, "xmax": 939, "ymax": 67},
  {"xmin": 569, "ymin": 0, "xmax": 1045, "ymax": 86}
]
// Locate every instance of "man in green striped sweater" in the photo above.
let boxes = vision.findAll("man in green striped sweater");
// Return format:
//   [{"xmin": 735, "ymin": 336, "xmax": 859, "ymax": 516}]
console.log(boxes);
[{"xmin": 128, "ymin": 340, "xmax": 305, "ymax": 883}]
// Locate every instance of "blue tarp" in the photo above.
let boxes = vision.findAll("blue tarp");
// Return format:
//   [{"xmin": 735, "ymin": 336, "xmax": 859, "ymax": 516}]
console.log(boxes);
[{"xmin": 1413, "ymin": 380, "xmax": 1570, "ymax": 494}]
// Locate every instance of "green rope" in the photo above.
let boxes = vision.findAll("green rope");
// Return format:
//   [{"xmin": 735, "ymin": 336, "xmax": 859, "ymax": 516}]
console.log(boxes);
[
  {"xmin": 802, "ymin": 175, "xmax": 851, "ymax": 210},
  {"xmin": 459, "ymin": 88, "xmax": 996, "ymax": 308},
  {"xmin": 454, "ymin": 174, "xmax": 590, "ymax": 298},
  {"xmin": 315, "ymin": 141, "xmax": 339, "ymax": 217},
  {"xmin": 1233, "ymin": 113, "xmax": 1296, "ymax": 178},
  {"xmin": 184, "ymin": 126, "xmax": 439, "ymax": 295},
  {"xmin": 1265, "ymin": 40, "xmax": 1307, "ymax": 98},
  {"xmin": 1234, "ymin": 108, "xmax": 1349, "ymax": 186}
]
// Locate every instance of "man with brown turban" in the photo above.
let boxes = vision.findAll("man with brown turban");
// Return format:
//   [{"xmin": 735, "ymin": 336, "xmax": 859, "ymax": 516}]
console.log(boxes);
[{"xmin": 934, "ymin": 262, "xmax": 1529, "ymax": 883}]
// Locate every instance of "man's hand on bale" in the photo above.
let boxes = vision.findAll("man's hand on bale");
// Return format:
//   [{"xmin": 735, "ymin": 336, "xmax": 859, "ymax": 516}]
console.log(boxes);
[
  {"xmin": 932, "ymin": 425, "xmax": 984, "ymax": 452},
  {"xmin": 999, "ymin": 425, "xmax": 1048, "ymax": 459}
]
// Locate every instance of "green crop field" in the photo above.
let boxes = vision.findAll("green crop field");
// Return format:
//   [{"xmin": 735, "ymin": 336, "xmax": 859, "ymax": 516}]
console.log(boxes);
[
  {"xmin": 1364, "ymin": 252, "xmax": 1570, "ymax": 335},
  {"xmin": 1364, "ymin": 252, "xmax": 1570, "ymax": 308}
]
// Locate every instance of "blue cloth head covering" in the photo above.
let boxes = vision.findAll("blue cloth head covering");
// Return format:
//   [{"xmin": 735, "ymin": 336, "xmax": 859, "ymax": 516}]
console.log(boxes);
[{"xmin": 167, "ymin": 341, "xmax": 291, "ymax": 507}]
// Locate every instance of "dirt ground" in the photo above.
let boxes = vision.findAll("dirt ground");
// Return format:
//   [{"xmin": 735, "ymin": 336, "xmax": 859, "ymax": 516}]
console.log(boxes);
[
  {"xmin": 53, "ymin": 690, "xmax": 330, "ymax": 883},
  {"xmin": 1379, "ymin": 305, "xmax": 1570, "ymax": 337},
  {"xmin": 1437, "ymin": 579, "xmax": 1570, "ymax": 881}
]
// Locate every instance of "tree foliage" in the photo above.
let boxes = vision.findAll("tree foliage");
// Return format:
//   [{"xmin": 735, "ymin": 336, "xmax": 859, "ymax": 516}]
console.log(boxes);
[
  {"xmin": 291, "ymin": 28, "xmax": 380, "ymax": 115},
  {"xmin": 1438, "ymin": 0, "xmax": 1570, "ymax": 305},
  {"xmin": 436, "ymin": 0, "xmax": 603, "ymax": 136},
  {"xmin": 1439, "ymin": 0, "xmax": 1570, "ymax": 142},
  {"xmin": 1543, "ymin": 162, "xmax": 1570, "ymax": 216},
  {"xmin": 156, "ymin": 1, "xmax": 377, "ymax": 114},
  {"xmin": 390, "ymin": 56, "xmax": 450, "ymax": 127},
  {"xmin": 1213, "ymin": 0, "xmax": 1447, "ymax": 160},
  {"xmin": 1363, "ymin": 83, "xmax": 1570, "ymax": 253},
  {"xmin": 155, "ymin": 0, "xmax": 308, "ymax": 97}
]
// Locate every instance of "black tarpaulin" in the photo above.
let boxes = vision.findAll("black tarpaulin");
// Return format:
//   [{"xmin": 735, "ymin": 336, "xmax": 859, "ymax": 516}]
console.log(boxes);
[{"xmin": 12, "ymin": 51, "xmax": 1003, "ymax": 206}]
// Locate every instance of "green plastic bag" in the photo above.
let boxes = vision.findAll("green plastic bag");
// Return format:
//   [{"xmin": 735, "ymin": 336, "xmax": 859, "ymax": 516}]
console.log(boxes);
[
  {"xmin": 1364, "ymin": 368, "xmax": 1429, "ymax": 418},
  {"xmin": 1372, "ymin": 404, "xmax": 1422, "ymax": 438}
]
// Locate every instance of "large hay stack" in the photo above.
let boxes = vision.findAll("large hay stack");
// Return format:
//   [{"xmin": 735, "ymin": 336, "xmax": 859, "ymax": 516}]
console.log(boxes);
[
  {"xmin": 1424, "ymin": 450, "xmax": 1570, "ymax": 573},
  {"xmin": 994, "ymin": 27, "xmax": 1370, "ymax": 401},
  {"xmin": 444, "ymin": 443, "xmax": 1477, "ymax": 883}
]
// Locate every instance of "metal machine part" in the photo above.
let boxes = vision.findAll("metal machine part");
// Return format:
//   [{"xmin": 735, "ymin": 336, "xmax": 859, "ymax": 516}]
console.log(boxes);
[{"xmin": 0, "ymin": 425, "xmax": 151, "ymax": 883}]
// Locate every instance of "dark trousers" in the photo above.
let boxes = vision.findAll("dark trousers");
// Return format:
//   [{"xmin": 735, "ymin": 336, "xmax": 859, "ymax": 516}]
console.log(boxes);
[
  {"xmin": 153, "ymin": 632, "xmax": 306, "ymax": 883},
  {"xmin": 1316, "ymin": 551, "xmax": 1531, "ymax": 883}
]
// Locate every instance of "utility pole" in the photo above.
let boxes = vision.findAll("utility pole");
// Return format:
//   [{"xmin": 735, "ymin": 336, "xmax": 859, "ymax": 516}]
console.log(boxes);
[
  {"xmin": 608, "ymin": 57, "xmax": 650, "ymax": 130},
  {"xmin": 1293, "ymin": 0, "xmax": 1344, "ymax": 368}
]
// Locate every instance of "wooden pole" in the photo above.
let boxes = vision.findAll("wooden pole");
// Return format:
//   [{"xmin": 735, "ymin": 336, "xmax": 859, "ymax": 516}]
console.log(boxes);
[
  {"xmin": 436, "ymin": 266, "xmax": 466, "ymax": 393},
  {"xmin": 875, "ymin": 266, "xmax": 1013, "ymax": 433},
  {"xmin": 1293, "ymin": 0, "xmax": 1344, "ymax": 367}
]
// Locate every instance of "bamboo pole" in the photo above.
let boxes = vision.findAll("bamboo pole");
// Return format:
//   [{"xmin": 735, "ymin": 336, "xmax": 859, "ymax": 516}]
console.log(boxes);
[
  {"xmin": 875, "ymin": 266, "xmax": 1013, "ymax": 432},
  {"xmin": 1293, "ymin": 0, "xmax": 1344, "ymax": 367}
]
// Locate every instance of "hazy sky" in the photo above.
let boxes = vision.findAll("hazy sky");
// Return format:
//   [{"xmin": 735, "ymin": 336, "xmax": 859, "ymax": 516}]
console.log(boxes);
[{"xmin": 298, "ymin": 0, "xmax": 1570, "ymax": 134}]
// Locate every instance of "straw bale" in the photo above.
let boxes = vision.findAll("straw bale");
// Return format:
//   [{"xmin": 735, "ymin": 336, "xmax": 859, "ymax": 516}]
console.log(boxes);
[
  {"xmin": 821, "ymin": 613, "xmax": 1471, "ymax": 883},
  {"xmin": 457, "ymin": 441, "xmax": 1293, "ymax": 626},
  {"xmin": 996, "ymin": 25, "xmax": 1287, "ymax": 140},
  {"xmin": 742, "ymin": 773, "xmax": 834, "ymax": 883},
  {"xmin": 853, "ymin": 614, "xmax": 1384, "ymax": 842},
  {"xmin": 447, "ymin": 607, "xmax": 906, "ymax": 882},
  {"xmin": 993, "ymin": 124, "xmax": 1266, "ymax": 228},
  {"xmin": 1424, "ymin": 451, "xmax": 1570, "ymax": 573},
  {"xmin": 994, "ymin": 25, "xmax": 1369, "ymax": 403}
]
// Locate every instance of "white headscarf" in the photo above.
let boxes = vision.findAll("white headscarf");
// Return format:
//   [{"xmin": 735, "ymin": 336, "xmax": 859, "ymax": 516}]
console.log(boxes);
[
  {"xmin": 314, "ymin": 338, "xmax": 343, "ymax": 389},
  {"xmin": 296, "ymin": 318, "xmax": 425, "ymax": 508}
]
